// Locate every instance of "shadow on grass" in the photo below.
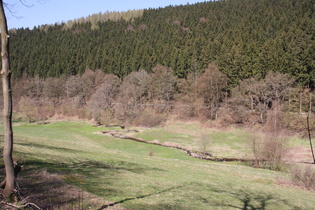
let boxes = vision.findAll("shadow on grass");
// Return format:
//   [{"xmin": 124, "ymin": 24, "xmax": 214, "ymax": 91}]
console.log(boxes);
[
  {"xmin": 17, "ymin": 168, "xmax": 117, "ymax": 209},
  {"xmin": 98, "ymin": 185, "xmax": 185, "ymax": 210},
  {"xmin": 10, "ymin": 148, "xmax": 167, "ymax": 203},
  {"xmin": 198, "ymin": 183, "xmax": 302, "ymax": 210},
  {"xmin": 18, "ymin": 170, "xmax": 79, "ymax": 209},
  {"xmin": 17, "ymin": 153, "xmax": 165, "ymax": 196},
  {"xmin": 95, "ymin": 182, "xmax": 302, "ymax": 210},
  {"xmin": 12, "ymin": 156, "xmax": 166, "ymax": 209},
  {"xmin": 16, "ymin": 142, "xmax": 80, "ymax": 153},
  {"xmin": 22, "ymin": 158, "xmax": 165, "ymax": 176},
  {"xmin": 2, "ymin": 158, "xmax": 306, "ymax": 209},
  {"xmin": 222, "ymin": 190, "xmax": 275, "ymax": 209}
]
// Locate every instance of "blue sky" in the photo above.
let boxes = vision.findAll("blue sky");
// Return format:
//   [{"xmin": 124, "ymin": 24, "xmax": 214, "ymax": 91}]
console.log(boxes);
[{"xmin": 5, "ymin": 0, "xmax": 208, "ymax": 29}]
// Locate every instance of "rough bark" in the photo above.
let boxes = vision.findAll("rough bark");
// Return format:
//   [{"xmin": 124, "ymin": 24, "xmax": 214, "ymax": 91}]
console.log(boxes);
[{"xmin": 0, "ymin": 0, "xmax": 16, "ymax": 197}]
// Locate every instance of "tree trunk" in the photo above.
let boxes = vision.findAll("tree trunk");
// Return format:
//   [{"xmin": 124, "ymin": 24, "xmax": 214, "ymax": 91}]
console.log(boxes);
[
  {"xmin": 288, "ymin": 89, "xmax": 291, "ymax": 112},
  {"xmin": 309, "ymin": 91, "xmax": 312, "ymax": 117},
  {"xmin": 0, "ymin": 0, "xmax": 16, "ymax": 198},
  {"xmin": 300, "ymin": 90, "xmax": 303, "ymax": 115},
  {"xmin": 250, "ymin": 95, "xmax": 253, "ymax": 113},
  {"xmin": 306, "ymin": 114, "xmax": 315, "ymax": 164}
]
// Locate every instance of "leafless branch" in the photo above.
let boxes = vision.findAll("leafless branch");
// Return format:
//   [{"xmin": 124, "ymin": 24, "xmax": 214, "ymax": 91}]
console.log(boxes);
[
  {"xmin": 19, "ymin": 0, "xmax": 34, "ymax": 8},
  {"xmin": 3, "ymin": 2, "xmax": 21, "ymax": 20},
  {"xmin": 0, "ymin": 201, "xmax": 42, "ymax": 209},
  {"xmin": 3, "ymin": 2, "xmax": 17, "ymax": 14}
]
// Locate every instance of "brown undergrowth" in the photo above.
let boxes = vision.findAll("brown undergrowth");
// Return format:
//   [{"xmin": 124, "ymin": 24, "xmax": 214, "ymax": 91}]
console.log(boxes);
[{"xmin": 13, "ymin": 169, "xmax": 124, "ymax": 210}]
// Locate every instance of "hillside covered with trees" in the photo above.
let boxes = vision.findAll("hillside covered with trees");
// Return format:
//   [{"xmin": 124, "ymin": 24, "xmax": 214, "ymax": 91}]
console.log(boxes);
[
  {"xmin": 9, "ymin": 0, "xmax": 315, "ymax": 88},
  {"xmin": 0, "ymin": 0, "xmax": 311, "ymax": 132},
  {"xmin": 1, "ymin": 0, "xmax": 315, "ymax": 207}
]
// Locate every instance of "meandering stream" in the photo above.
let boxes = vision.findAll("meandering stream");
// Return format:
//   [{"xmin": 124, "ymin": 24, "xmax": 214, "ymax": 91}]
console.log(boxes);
[{"xmin": 100, "ymin": 128, "xmax": 254, "ymax": 163}]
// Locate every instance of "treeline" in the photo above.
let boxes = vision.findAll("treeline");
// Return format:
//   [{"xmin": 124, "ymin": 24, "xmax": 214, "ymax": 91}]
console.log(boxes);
[
  {"xmin": 8, "ymin": 0, "xmax": 315, "ymax": 88},
  {"xmin": 6, "ymin": 65, "xmax": 315, "ymax": 131},
  {"xmin": 62, "ymin": 9, "xmax": 144, "ymax": 30}
]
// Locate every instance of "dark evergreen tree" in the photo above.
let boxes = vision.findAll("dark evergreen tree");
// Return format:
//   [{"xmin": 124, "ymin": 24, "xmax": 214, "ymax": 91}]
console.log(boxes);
[{"xmin": 7, "ymin": 0, "xmax": 315, "ymax": 89}]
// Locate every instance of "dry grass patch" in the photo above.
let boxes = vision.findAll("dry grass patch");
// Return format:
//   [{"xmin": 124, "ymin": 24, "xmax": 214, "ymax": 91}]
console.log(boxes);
[{"xmin": 285, "ymin": 147, "xmax": 314, "ymax": 163}]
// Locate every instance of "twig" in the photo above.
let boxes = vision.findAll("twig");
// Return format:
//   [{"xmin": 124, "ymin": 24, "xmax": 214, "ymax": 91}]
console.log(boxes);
[{"xmin": 0, "ymin": 201, "xmax": 42, "ymax": 209}]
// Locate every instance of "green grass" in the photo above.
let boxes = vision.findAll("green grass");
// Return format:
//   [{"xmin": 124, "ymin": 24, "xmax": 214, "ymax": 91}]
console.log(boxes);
[
  {"xmin": 0, "ymin": 121, "xmax": 314, "ymax": 209},
  {"xmin": 133, "ymin": 123, "xmax": 252, "ymax": 158}
]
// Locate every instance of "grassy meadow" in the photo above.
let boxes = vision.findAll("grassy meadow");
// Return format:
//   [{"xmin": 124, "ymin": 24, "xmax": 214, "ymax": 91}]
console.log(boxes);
[{"xmin": 0, "ymin": 121, "xmax": 314, "ymax": 209}]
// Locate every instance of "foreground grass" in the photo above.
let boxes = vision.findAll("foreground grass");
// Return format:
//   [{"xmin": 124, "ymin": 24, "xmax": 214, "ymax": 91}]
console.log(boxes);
[{"xmin": 0, "ymin": 121, "xmax": 314, "ymax": 209}]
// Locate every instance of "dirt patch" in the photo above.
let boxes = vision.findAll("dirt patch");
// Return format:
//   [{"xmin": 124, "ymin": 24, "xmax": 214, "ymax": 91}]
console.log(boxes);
[{"xmin": 14, "ymin": 169, "xmax": 124, "ymax": 210}]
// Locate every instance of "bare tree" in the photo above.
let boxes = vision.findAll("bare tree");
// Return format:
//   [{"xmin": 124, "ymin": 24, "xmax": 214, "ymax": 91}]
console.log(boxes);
[
  {"xmin": 43, "ymin": 77, "xmax": 65, "ymax": 104},
  {"xmin": 148, "ymin": 64, "xmax": 177, "ymax": 102},
  {"xmin": 148, "ymin": 65, "xmax": 177, "ymax": 113},
  {"xmin": 117, "ymin": 70, "xmax": 150, "ymax": 123},
  {"xmin": 263, "ymin": 72, "xmax": 295, "ymax": 131},
  {"xmin": 176, "ymin": 75, "xmax": 200, "ymax": 118},
  {"xmin": 80, "ymin": 69, "xmax": 98, "ymax": 106},
  {"xmin": 231, "ymin": 72, "xmax": 294, "ymax": 126},
  {"xmin": 196, "ymin": 63, "xmax": 228, "ymax": 119},
  {"xmin": 89, "ymin": 74, "xmax": 121, "ymax": 125},
  {"xmin": 0, "ymin": 0, "xmax": 17, "ymax": 198}
]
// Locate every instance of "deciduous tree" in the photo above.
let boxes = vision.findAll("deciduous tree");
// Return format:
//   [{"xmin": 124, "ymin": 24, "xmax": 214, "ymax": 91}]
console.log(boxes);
[
  {"xmin": 0, "ymin": 0, "xmax": 16, "ymax": 198},
  {"xmin": 231, "ymin": 72, "xmax": 295, "ymax": 126},
  {"xmin": 148, "ymin": 64, "xmax": 177, "ymax": 102},
  {"xmin": 196, "ymin": 63, "xmax": 228, "ymax": 119},
  {"xmin": 117, "ymin": 69, "xmax": 150, "ymax": 123},
  {"xmin": 90, "ymin": 74, "xmax": 121, "ymax": 124}
]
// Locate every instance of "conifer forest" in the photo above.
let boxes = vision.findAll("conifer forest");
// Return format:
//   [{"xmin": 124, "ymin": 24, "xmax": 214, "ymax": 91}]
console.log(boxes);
[{"xmin": 5, "ymin": 0, "xmax": 315, "ymax": 127}]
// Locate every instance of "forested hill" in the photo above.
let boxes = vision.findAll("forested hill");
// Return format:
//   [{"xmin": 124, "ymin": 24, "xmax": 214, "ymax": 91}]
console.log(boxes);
[{"xmin": 9, "ymin": 0, "xmax": 315, "ymax": 88}]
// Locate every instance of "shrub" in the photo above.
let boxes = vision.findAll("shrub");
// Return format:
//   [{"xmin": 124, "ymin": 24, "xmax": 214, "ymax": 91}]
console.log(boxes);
[
  {"xmin": 97, "ymin": 110, "xmax": 115, "ymax": 126},
  {"xmin": 37, "ymin": 105, "xmax": 54, "ymax": 122},
  {"xmin": 18, "ymin": 97, "xmax": 37, "ymax": 123},
  {"xmin": 134, "ymin": 111, "xmax": 166, "ymax": 127},
  {"xmin": 77, "ymin": 107, "xmax": 92, "ymax": 119},
  {"xmin": 251, "ymin": 132, "xmax": 287, "ymax": 171},
  {"xmin": 291, "ymin": 166, "xmax": 315, "ymax": 190}
]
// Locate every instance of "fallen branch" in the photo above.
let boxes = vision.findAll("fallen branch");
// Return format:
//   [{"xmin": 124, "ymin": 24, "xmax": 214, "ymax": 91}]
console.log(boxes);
[{"xmin": 0, "ymin": 201, "xmax": 42, "ymax": 209}]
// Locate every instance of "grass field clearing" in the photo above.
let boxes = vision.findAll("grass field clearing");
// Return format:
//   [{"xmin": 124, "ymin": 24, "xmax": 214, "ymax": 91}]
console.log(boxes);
[{"xmin": 0, "ymin": 121, "xmax": 314, "ymax": 209}]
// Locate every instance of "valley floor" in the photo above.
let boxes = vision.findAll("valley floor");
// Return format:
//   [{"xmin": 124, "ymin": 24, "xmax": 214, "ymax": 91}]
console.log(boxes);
[{"xmin": 0, "ymin": 120, "xmax": 314, "ymax": 209}]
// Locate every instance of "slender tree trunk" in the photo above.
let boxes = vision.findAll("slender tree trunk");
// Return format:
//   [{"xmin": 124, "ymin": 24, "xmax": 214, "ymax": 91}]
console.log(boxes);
[
  {"xmin": 288, "ymin": 89, "xmax": 291, "ymax": 112},
  {"xmin": 0, "ymin": 0, "xmax": 16, "ymax": 197},
  {"xmin": 306, "ymin": 114, "xmax": 315, "ymax": 164},
  {"xmin": 300, "ymin": 91, "xmax": 303, "ymax": 115},
  {"xmin": 309, "ymin": 91, "xmax": 312, "ymax": 117},
  {"xmin": 250, "ymin": 95, "xmax": 253, "ymax": 113},
  {"xmin": 274, "ymin": 90, "xmax": 279, "ymax": 132}
]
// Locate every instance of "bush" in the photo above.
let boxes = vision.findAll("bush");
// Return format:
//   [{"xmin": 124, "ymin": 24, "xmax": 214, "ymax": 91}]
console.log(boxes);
[
  {"xmin": 36, "ymin": 105, "xmax": 54, "ymax": 121},
  {"xmin": 134, "ymin": 111, "xmax": 166, "ymax": 127},
  {"xmin": 18, "ymin": 97, "xmax": 37, "ymax": 123},
  {"xmin": 93, "ymin": 110, "xmax": 115, "ymax": 126},
  {"xmin": 77, "ymin": 107, "xmax": 92, "ymax": 119},
  {"xmin": 251, "ymin": 132, "xmax": 287, "ymax": 171},
  {"xmin": 291, "ymin": 166, "xmax": 315, "ymax": 190}
]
